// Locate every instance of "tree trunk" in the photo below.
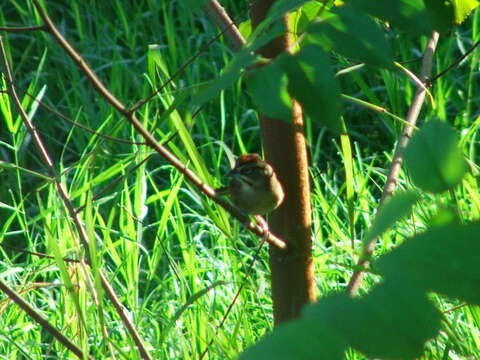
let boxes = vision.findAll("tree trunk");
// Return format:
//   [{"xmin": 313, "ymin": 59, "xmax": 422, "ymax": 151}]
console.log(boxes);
[{"xmin": 251, "ymin": 0, "xmax": 316, "ymax": 325}]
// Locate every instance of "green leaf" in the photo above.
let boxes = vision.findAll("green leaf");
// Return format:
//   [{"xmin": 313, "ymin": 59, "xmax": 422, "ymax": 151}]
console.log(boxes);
[
  {"xmin": 350, "ymin": 0, "xmax": 433, "ymax": 36},
  {"xmin": 246, "ymin": 59, "xmax": 293, "ymax": 121},
  {"xmin": 307, "ymin": 5, "xmax": 394, "ymax": 69},
  {"xmin": 239, "ymin": 317, "xmax": 345, "ymax": 360},
  {"xmin": 267, "ymin": 0, "xmax": 310, "ymax": 22},
  {"xmin": 238, "ymin": 20, "xmax": 252, "ymax": 40},
  {"xmin": 425, "ymin": 0, "xmax": 479, "ymax": 28},
  {"xmin": 290, "ymin": 1, "xmax": 324, "ymax": 35},
  {"xmin": 192, "ymin": 50, "xmax": 257, "ymax": 108},
  {"xmin": 351, "ymin": 0, "xmax": 475, "ymax": 34},
  {"xmin": 453, "ymin": 0, "xmax": 479, "ymax": 24},
  {"xmin": 404, "ymin": 120, "xmax": 468, "ymax": 193},
  {"xmin": 365, "ymin": 191, "xmax": 420, "ymax": 243},
  {"xmin": 351, "ymin": 283, "xmax": 441, "ymax": 359},
  {"xmin": 250, "ymin": 18, "xmax": 288, "ymax": 52},
  {"xmin": 240, "ymin": 223, "xmax": 480, "ymax": 360},
  {"xmin": 424, "ymin": 0, "xmax": 456, "ymax": 32},
  {"xmin": 376, "ymin": 223, "xmax": 480, "ymax": 305},
  {"xmin": 303, "ymin": 289, "xmax": 441, "ymax": 359},
  {"xmin": 251, "ymin": 0, "xmax": 308, "ymax": 40},
  {"xmin": 428, "ymin": 207, "xmax": 461, "ymax": 227},
  {"xmin": 282, "ymin": 45, "xmax": 342, "ymax": 133}
]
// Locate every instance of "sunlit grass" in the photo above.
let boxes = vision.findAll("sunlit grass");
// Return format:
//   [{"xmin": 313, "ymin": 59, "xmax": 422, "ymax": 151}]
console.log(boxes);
[{"xmin": 0, "ymin": 1, "xmax": 480, "ymax": 359}]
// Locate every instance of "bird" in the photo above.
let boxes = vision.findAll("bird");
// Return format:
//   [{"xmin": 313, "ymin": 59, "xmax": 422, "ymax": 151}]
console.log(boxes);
[{"xmin": 216, "ymin": 153, "xmax": 284, "ymax": 215}]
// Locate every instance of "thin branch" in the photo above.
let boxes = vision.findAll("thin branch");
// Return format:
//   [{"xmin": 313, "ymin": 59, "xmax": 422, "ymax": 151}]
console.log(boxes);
[
  {"xmin": 0, "ymin": 25, "xmax": 47, "ymax": 32},
  {"xmin": 130, "ymin": 1, "xmax": 246, "ymax": 113},
  {"xmin": 1, "ymin": 29, "xmax": 152, "ymax": 359},
  {"xmin": 203, "ymin": 0, "xmax": 246, "ymax": 51},
  {"xmin": 22, "ymin": 89, "xmax": 146, "ymax": 145},
  {"xmin": 347, "ymin": 31, "xmax": 440, "ymax": 296},
  {"xmin": 33, "ymin": 2, "xmax": 126, "ymax": 113},
  {"xmin": 429, "ymin": 37, "xmax": 480, "ymax": 85},
  {"xmin": 32, "ymin": 0, "xmax": 286, "ymax": 250},
  {"xmin": 0, "ymin": 278, "xmax": 91, "ymax": 359},
  {"xmin": 0, "ymin": 35, "xmax": 91, "ymax": 360},
  {"xmin": 0, "ymin": 243, "xmax": 80, "ymax": 263}
]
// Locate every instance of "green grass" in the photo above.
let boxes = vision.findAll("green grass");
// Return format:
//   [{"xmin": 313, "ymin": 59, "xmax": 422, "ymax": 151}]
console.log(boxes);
[{"xmin": 1, "ymin": 0, "xmax": 480, "ymax": 359}]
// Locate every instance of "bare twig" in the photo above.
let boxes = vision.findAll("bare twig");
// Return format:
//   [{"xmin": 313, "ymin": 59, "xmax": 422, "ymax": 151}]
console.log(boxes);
[
  {"xmin": 1, "ymin": 4, "xmax": 283, "ymax": 357},
  {"xmin": 130, "ymin": 1, "xmax": 247, "ymax": 113},
  {"xmin": 32, "ymin": 0, "xmax": 286, "ymax": 250},
  {"xmin": 0, "ymin": 278, "xmax": 91, "ymax": 359},
  {"xmin": 0, "ymin": 35, "xmax": 91, "ymax": 360},
  {"xmin": 0, "ymin": 243, "xmax": 80, "ymax": 263},
  {"xmin": 429, "ymin": 37, "xmax": 480, "ymax": 85},
  {"xmin": 1, "ymin": 28, "xmax": 152, "ymax": 358},
  {"xmin": 203, "ymin": 0, "xmax": 246, "ymax": 51},
  {"xmin": 23, "ymin": 89, "xmax": 146, "ymax": 145},
  {"xmin": 347, "ymin": 31, "xmax": 440, "ymax": 296},
  {"xmin": 0, "ymin": 25, "xmax": 47, "ymax": 32}
]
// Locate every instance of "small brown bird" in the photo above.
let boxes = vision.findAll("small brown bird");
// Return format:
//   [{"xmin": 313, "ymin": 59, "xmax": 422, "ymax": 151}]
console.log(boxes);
[{"xmin": 217, "ymin": 153, "xmax": 284, "ymax": 215}]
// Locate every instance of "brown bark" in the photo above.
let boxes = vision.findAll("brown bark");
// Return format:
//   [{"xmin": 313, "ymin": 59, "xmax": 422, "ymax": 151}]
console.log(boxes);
[{"xmin": 251, "ymin": 0, "xmax": 316, "ymax": 325}]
